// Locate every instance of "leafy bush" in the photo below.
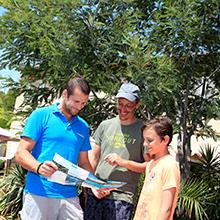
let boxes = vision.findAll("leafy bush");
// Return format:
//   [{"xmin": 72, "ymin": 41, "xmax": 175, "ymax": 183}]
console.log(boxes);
[
  {"xmin": 176, "ymin": 144, "xmax": 220, "ymax": 220},
  {"xmin": 0, "ymin": 164, "xmax": 26, "ymax": 219},
  {"xmin": 176, "ymin": 179, "xmax": 215, "ymax": 220}
]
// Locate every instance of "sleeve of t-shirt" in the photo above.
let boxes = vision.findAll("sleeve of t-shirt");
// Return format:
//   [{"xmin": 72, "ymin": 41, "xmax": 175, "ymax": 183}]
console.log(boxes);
[
  {"xmin": 93, "ymin": 122, "xmax": 104, "ymax": 146},
  {"xmin": 139, "ymin": 120, "xmax": 148, "ymax": 158},
  {"xmin": 80, "ymin": 125, "xmax": 92, "ymax": 151},
  {"xmin": 21, "ymin": 108, "xmax": 45, "ymax": 142},
  {"xmin": 161, "ymin": 161, "xmax": 180, "ymax": 191}
]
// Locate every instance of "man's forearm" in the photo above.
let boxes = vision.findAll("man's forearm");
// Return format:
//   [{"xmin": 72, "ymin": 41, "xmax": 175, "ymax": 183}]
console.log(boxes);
[
  {"xmin": 79, "ymin": 161, "xmax": 94, "ymax": 173},
  {"xmin": 16, "ymin": 149, "xmax": 40, "ymax": 173}
]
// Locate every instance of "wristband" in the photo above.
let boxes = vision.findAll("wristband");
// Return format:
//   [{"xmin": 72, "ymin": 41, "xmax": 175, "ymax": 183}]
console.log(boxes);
[{"xmin": 36, "ymin": 163, "xmax": 43, "ymax": 174}]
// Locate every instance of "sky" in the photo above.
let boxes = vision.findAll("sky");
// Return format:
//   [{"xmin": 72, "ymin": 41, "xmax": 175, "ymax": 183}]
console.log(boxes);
[
  {"xmin": 0, "ymin": 68, "xmax": 21, "ymax": 82},
  {"xmin": 0, "ymin": 6, "xmax": 21, "ymax": 83}
]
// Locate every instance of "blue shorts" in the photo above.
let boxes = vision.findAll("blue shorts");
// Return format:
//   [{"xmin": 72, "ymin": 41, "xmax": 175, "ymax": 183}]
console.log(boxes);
[{"xmin": 84, "ymin": 194, "xmax": 133, "ymax": 220}]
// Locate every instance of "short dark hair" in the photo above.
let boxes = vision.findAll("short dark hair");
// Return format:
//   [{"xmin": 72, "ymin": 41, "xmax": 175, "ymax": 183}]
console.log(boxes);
[
  {"xmin": 143, "ymin": 116, "xmax": 173, "ymax": 145},
  {"xmin": 64, "ymin": 77, "xmax": 90, "ymax": 97}
]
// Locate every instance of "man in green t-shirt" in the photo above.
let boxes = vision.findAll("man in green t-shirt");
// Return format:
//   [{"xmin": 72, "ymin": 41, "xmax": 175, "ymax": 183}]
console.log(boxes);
[{"xmin": 84, "ymin": 83, "xmax": 149, "ymax": 220}]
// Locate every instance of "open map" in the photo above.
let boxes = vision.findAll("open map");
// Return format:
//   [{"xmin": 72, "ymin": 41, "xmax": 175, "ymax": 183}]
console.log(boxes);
[{"xmin": 48, "ymin": 153, "xmax": 126, "ymax": 190}]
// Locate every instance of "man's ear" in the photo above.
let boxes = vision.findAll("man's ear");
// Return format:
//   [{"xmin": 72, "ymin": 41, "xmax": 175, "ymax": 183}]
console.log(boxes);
[
  {"xmin": 135, "ymin": 100, "xmax": 141, "ymax": 109},
  {"xmin": 62, "ymin": 89, "xmax": 68, "ymax": 98},
  {"xmin": 163, "ymin": 135, "xmax": 170, "ymax": 145}
]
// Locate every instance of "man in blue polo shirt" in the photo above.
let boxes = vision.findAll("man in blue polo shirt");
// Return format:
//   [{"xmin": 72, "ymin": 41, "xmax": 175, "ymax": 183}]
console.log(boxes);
[{"xmin": 16, "ymin": 77, "xmax": 93, "ymax": 220}]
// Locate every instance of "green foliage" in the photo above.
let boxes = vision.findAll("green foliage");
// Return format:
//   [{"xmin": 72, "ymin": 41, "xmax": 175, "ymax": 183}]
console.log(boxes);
[
  {"xmin": 0, "ymin": 0, "xmax": 219, "ymax": 176},
  {"xmin": 0, "ymin": 164, "xmax": 26, "ymax": 219},
  {"xmin": 141, "ymin": 0, "xmax": 220, "ymax": 178},
  {"xmin": 190, "ymin": 145, "xmax": 220, "ymax": 219},
  {"xmin": 81, "ymin": 96, "xmax": 117, "ymax": 132},
  {"xmin": 0, "ymin": 88, "xmax": 16, "ymax": 128},
  {"xmin": 176, "ymin": 144, "xmax": 220, "ymax": 220},
  {"xmin": 177, "ymin": 179, "xmax": 214, "ymax": 220},
  {"xmin": 191, "ymin": 144, "xmax": 220, "ymax": 178}
]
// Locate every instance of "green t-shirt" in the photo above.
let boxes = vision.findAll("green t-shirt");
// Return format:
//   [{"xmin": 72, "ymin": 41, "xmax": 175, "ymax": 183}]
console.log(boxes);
[{"xmin": 93, "ymin": 116, "xmax": 145, "ymax": 204}]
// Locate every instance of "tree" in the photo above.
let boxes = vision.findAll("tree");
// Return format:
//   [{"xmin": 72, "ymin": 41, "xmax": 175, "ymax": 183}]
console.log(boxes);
[
  {"xmin": 0, "ymin": 0, "xmax": 151, "ymax": 128},
  {"xmin": 140, "ymin": 0, "xmax": 220, "ymax": 178},
  {"xmin": 0, "ymin": 0, "xmax": 220, "ymax": 177},
  {"xmin": 0, "ymin": 1, "xmax": 220, "ymax": 219}
]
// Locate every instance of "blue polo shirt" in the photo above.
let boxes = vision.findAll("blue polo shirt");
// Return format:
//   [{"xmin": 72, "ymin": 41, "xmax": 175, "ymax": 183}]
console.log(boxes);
[{"xmin": 22, "ymin": 103, "xmax": 91, "ymax": 198}]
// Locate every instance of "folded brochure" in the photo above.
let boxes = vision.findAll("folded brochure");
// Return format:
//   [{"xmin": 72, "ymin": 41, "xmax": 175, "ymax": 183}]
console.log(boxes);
[{"xmin": 48, "ymin": 153, "xmax": 126, "ymax": 190}]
